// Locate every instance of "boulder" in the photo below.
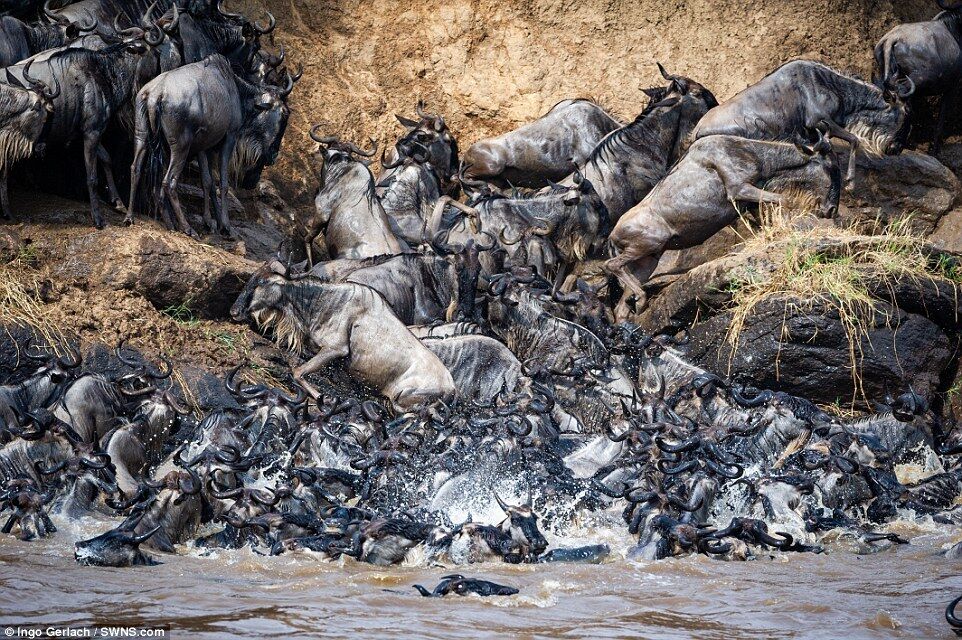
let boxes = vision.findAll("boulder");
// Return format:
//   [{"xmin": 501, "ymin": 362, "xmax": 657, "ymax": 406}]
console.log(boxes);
[
  {"xmin": 836, "ymin": 147, "xmax": 959, "ymax": 235},
  {"xmin": 51, "ymin": 226, "xmax": 257, "ymax": 320},
  {"xmin": 637, "ymin": 232, "xmax": 962, "ymax": 408}
]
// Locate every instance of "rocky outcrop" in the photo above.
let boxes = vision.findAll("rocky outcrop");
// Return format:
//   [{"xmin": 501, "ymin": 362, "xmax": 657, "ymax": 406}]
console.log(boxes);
[
  {"xmin": 637, "ymin": 232, "xmax": 962, "ymax": 407},
  {"xmin": 837, "ymin": 148, "xmax": 959, "ymax": 235},
  {"xmin": 50, "ymin": 226, "xmax": 257, "ymax": 320}
]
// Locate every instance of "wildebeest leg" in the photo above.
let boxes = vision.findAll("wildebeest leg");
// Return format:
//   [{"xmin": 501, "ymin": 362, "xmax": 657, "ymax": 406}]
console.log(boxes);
[
  {"xmin": 198, "ymin": 152, "xmax": 216, "ymax": 234},
  {"xmin": 96, "ymin": 145, "xmax": 126, "ymax": 214},
  {"xmin": 161, "ymin": 141, "xmax": 196, "ymax": 237},
  {"xmin": 611, "ymin": 255, "xmax": 660, "ymax": 320},
  {"xmin": 293, "ymin": 345, "xmax": 349, "ymax": 400},
  {"xmin": 932, "ymin": 90, "xmax": 957, "ymax": 157},
  {"xmin": 0, "ymin": 166, "xmax": 10, "ymax": 220},
  {"xmin": 127, "ymin": 131, "xmax": 149, "ymax": 226},
  {"xmin": 217, "ymin": 137, "xmax": 238, "ymax": 239},
  {"xmin": 82, "ymin": 136, "xmax": 106, "ymax": 229},
  {"xmin": 727, "ymin": 183, "xmax": 785, "ymax": 206},
  {"xmin": 818, "ymin": 119, "xmax": 859, "ymax": 187}
]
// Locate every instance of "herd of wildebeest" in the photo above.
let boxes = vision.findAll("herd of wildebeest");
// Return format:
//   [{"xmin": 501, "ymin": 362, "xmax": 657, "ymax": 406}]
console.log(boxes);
[{"xmin": 1, "ymin": 0, "xmax": 962, "ymax": 623}]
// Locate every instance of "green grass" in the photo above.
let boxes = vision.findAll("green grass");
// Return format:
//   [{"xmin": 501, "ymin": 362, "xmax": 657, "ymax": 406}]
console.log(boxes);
[{"xmin": 161, "ymin": 298, "xmax": 199, "ymax": 327}]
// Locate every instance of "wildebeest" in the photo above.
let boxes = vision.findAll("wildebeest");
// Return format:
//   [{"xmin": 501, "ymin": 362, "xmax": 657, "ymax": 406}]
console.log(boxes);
[
  {"xmin": 0, "ymin": 1, "xmax": 98, "ymax": 67},
  {"xmin": 308, "ymin": 130, "xmax": 408, "ymax": 260},
  {"xmin": 230, "ymin": 261, "xmax": 456, "ymax": 411},
  {"xmin": 414, "ymin": 575, "xmax": 519, "ymax": 597},
  {"xmin": 462, "ymin": 98, "xmax": 621, "ymax": 188},
  {"xmin": 74, "ymin": 516, "xmax": 160, "ymax": 566},
  {"xmin": 126, "ymin": 53, "xmax": 292, "ymax": 237},
  {"xmin": 874, "ymin": 0, "xmax": 962, "ymax": 154},
  {"xmin": 563, "ymin": 65, "xmax": 718, "ymax": 222},
  {"xmin": 0, "ymin": 70, "xmax": 56, "ymax": 219},
  {"xmin": 6, "ymin": 39, "xmax": 149, "ymax": 228},
  {"xmin": 606, "ymin": 131, "xmax": 840, "ymax": 316},
  {"xmin": 380, "ymin": 100, "xmax": 459, "ymax": 197},
  {"xmin": 693, "ymin": 60, "xmax": 913, "ymax": 187},
  {"xmin": 174, "ymin": 0, "xmax": 275, "ymax": 66}
]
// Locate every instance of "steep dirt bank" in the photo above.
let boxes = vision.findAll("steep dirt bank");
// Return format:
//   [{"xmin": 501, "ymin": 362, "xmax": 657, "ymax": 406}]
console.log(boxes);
[{"xmin": 231, "ymin": 0, "xmax": 934, "ymax": 195}]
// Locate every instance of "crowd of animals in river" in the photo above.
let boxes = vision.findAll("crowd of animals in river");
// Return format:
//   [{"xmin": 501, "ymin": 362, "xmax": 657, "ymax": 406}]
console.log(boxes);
[{"xmin": 1, "ymin": 0, "xmax": 962, "ymax": 629}]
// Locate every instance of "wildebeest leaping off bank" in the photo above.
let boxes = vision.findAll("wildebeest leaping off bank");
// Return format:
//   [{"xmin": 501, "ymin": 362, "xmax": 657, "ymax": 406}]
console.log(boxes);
[{"xmin": 3, "ymin": 1, "xmax": 962, "ymax": 636}]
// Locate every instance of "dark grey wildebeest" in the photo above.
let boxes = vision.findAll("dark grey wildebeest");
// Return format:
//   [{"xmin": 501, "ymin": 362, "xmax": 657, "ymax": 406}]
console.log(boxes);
[
  {"xmin": 127, "ymin": 53, "xmax": 292, "ymax": 237},
  {"xmin": 560, "ymin": 65, "xmax": 718, "ymax": 222},
  {"xmin": 693, "ymin": 60, "xmax": 914, "ymax": 187},
  {"xmin": 230, "ymin": 261, "xmax": 455, "ymax": 412},
  {"xmin": 462, "ymin": 98, "xmax": 621, "ymax": 188},
  {"xmin": 0, "ymin": 69, "xmax": 56, "ymax": 219},
  {"xmin": 874, "ymin": 0, "xmax": 962, "ymax": 153},
  {"xmin": 0, "ymin": 1, "xmax": 98, "ymax": 67},
  {"xmin": 606, "ymin": 132, "xmax": 840, "ymax": 317},
  {"xmin": 308, "ymin": 130, "xmax": 408, "ymax": 260},
  {"xmin": 6, "ymin": 41, "xmax": 145, "ymax": 228}
]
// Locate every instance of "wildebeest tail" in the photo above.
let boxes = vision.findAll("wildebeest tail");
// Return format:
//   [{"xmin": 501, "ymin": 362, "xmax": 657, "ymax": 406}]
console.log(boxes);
[{"xmin": 132, "ymin": 97, "xmax": 168, "ymax": 218}]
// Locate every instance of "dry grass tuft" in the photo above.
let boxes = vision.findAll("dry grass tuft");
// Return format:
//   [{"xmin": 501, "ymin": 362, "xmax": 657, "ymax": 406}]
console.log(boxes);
[
  {"xmin": 725, "ymin": 204, "xmax": 961, "ymax": 406},
  {"xmin": 0, "ymin": 255, "xmax": 67, "ymax": 353}
]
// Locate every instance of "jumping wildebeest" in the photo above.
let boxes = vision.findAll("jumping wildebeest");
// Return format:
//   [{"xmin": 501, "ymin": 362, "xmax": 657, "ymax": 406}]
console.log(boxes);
[
  {"xmin": 693, "ymin": 60, "xmax": 914, "ymax": 187},
  {"xmin": 127, "ymin": 53, "xmax": 292, "ymax": 237},
  {"xmin": 0, "ymin": 1, "xmax": 98, "ymax": 68},
  {"xmin": 0, "ymin": 69, "xmax": 56, "ymax": 220},
  {"xmin": 606, "ymin": 131, "xmax": 840, "ymax": 316},
  {"xmin": 230, "ymin": 261, "xmax": 456, "ymax": 411},
  {"xmin": 874, "ymin": 0, "xmax": 962, "ymax": 154},
  {"xmin": 308, "ymin": 130, "xmax": 408, "ymax": 260},
  {"xmin": 562, "ymin": 65, "xmax": 718, "ymax": 222},
  {"xmin": 462, "ymin": 98, "xmax": 621, "ymax": 188}
]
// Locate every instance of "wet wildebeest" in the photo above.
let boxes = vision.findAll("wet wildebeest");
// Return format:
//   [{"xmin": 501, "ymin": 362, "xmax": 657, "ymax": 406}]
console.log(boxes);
[
  {"xmin": 0, "ymin": 64, "xmax": 57, "ymax": 219},
  {"xmin": 317, "ymin": 247, "xmax": 483, "ymax": 326},
  {"xmin": 874, "ymin": 0, "xmax": 962, "ymax": 154},
  {"xmin": 74, "ymin": 516, "xmax": 160, "ymax": 566},
  {"xmin": 693, "ymin": 60, "xmax": 914, "ymax": 187},
  {"xmin": 414, "ymin": 575, "xmax": 519, "ymax": 597},
  {"xmin": 380, "ymin": 100, "xmax": 460, "ymax": 195},
  {"xmin": 0, "ymin": 1, "xmax": 98, "ymax": 67},
  {"xmin": 308, "ymin": 130, "xmax": 408, "ymax": 260},
  {"xmin": 6, "ymin": 38, "xmax": 150, "ymax": 228},
  {"xmin": 462, "ymin": 98, "xmax": 621, "ymax": 188},
  {"xmin": 560, "ymin": 65, "xmax": 718, "ymax": 222},
  {"xmin": 606, "ymin": 131, "xmax": 841, "ymax": 316},
  {"xmin": 230, "ymin": 261, "xmax": 456, "ymax": 411},
  {"xmin": 127, "ymin": 53, "xmax": 292, "ymax": 237}
]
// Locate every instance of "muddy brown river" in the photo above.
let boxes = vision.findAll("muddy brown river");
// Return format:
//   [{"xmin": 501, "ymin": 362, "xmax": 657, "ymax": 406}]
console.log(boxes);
[{"xmin": 0, "ymin": 515, "xmax": 959, "ymax": 639}]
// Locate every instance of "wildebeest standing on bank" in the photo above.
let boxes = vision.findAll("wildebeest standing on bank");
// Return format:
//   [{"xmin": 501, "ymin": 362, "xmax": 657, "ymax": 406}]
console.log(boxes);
[
  {"xmin": 874, "ymin": 0, "xmax": 962, "ymax": 154},
  {"xmin": 0, "ymin": 69, "xmax": 56, "ymax": 219},
  {"xmin": 562, "ymin": 65, "xmax": 718, "ymax": 222},
  {"xmin": 0, "ymin": 1, "xmax": 98, "ymax": 68},
  {"xmin": 606, "ymin": 132, "xmax": 841, "ymax": 317},
  {"xmin": 462, "ymin": 98, "xmax": 621, "ymax": 188},
  {"xmin": 693, "ymin": 60, "xmax": 914, "ymax": 187},
  {"xmin": 5, "ymin": 40, "xmax": 147, "ymax": 228},
  {"xmin": 230, "ymin": 261, "xmax": 456, "ymax": 411},
  {"xmin": 127, "ymin": 53, "xmax": 292, "ymax": 237},
  {"xmin": 308, "ymin": 131, "xmax": 408, "ymax": 260}
]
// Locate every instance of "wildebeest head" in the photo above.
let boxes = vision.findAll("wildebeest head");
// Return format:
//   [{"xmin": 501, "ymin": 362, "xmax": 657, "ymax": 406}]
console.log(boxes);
[
  {"xmin": 0, "ymin": 61, "xmax": 59, "ymax": 168},
  {"xmin": 236, "ymin": 72, "xmax": 294, "ymax": 189},
  {"xmin": 494, "ymin": 490, "xmax": 548, "ymax": 556},
  {"xmin": 386, "ymin": 100, "xmax": 459, "ymax": 186},
  {"xmin": 854, "ymin": 65, "xmax": 914, "ymax": 156},
  {"xmin": 74, "ymin": 517, "xmax": 161, "ymax": 567},
  {"xmin": 231, "ymin": 258, "xmax": 290, "ymax": 322}
]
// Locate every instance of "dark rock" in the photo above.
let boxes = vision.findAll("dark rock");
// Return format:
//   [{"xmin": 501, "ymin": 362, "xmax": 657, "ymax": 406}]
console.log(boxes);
[
  {"xmin": 836, "ymin": 147, "xmax": 958, "ymax": 235},
  {"xmin": 683, "ymin": 296, "xmax": 953, "ymax": 406}
]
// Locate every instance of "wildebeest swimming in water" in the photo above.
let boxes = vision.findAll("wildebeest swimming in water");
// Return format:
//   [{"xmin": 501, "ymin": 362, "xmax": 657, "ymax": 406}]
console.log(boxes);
[{"xmin": 413, "ymin": 575, "xmax": 519, "ymax": 597}]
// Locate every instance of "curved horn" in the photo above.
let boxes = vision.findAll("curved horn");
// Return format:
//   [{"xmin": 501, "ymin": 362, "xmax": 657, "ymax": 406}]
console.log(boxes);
[
  {"xmin": 946, "ymin": 594, "xmax": 962, "ymax": 629},
  {"xmin": 128, "ymin": 524, "xmax": 161, "ymax": 545},
  {"xmin": 43, "ymin": 0, "xmax": 70, "ymax": 26},
  {"xmin": 493, "ymin": 491, "xmax": 511, "ymax": 513},
  {"xmin": 164, "ymin": 389, "xmax": 190, "ymax": 416},
  {"xmin": 253, "ymin": 11, "xmax": 276, "ymax": 35},
  {"xmin": 380, "ymin": 148, "xmax": 405, "ymax": 170},
  {"xmin": 217, "ymin": 0, "xmax": 244, "ymax": 21}
]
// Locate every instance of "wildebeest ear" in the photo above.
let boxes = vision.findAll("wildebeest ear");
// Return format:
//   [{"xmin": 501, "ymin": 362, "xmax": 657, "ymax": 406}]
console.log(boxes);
[
  {"xmin": 641, "ymin": 87, "xmax": 661, "ymax": 98},
  {"xmin": 396, "ymin": 114, "xmax": 419, "ymax": 129},
  {"xmin": 4, "ymin": 69, "xmax": 24, "ymax": 89},
  {"xmin": 267, "ymin": 259, "xmax": 288, "ymax": 276}
]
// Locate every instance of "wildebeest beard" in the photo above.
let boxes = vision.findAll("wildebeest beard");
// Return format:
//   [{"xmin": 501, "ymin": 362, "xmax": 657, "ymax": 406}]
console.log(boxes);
[
  {"xmin": 0, "ymin": 129, "xmax": 34, "ymax": 170},
  {"xmin": 252, "ymin": 306, "xmax": 307, "ymax": 355}
]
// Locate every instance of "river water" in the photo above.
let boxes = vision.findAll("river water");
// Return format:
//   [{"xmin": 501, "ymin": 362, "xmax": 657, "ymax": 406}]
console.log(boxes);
[{"xmin": 0, "ymin": 514, "xmax": 959, "ymax": 639}]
